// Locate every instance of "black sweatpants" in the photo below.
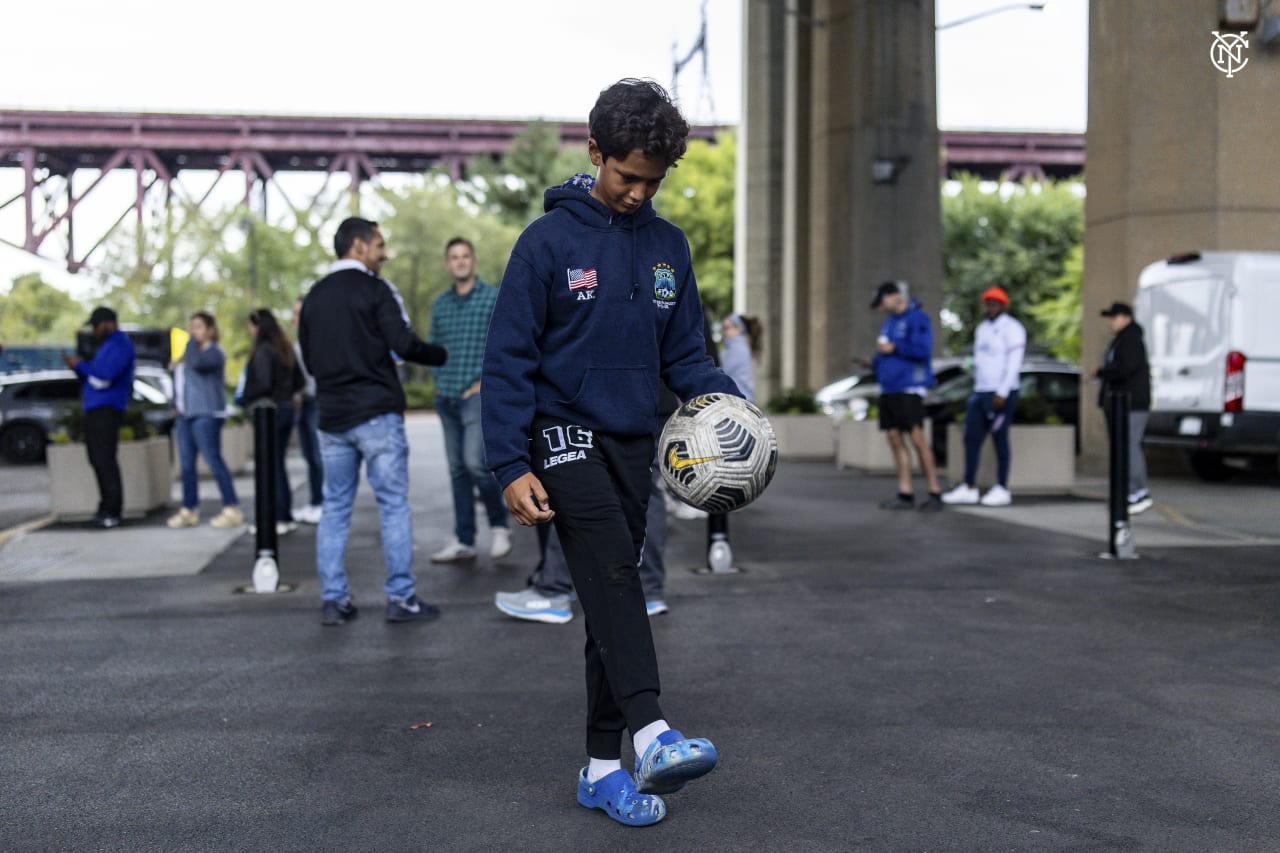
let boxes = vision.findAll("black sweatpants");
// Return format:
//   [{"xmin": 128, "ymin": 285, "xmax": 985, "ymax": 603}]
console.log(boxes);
[
  {"xmin": 85, "ymin": 407, "xmax": 124, "ymax": 518},
  {"xmin": 531, "ymin": 415, "xmax": 663, "ymax": 760}
]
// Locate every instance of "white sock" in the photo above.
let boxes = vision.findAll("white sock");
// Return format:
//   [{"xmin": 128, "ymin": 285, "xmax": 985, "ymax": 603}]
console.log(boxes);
[
  {"xmin": 586, "ymin": 757, "xmax": 622, "ymax": 783},
  {"xmin": 632, "ymin": 719, "xmax": 671, "ymax": 760}
]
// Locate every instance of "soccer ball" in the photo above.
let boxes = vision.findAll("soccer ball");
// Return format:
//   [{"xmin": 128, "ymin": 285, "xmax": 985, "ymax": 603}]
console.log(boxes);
[{"xmin": 659, "ymin": 393, "xmax": 778, "ymax": 513}]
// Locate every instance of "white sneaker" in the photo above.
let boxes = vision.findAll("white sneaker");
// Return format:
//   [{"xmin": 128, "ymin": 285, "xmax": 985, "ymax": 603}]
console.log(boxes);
[
  {"xmin": 979, "ymin": 485, "xmax": 1012, "ymax": 507},
  {"xmin": 293, "ymin": 504, "xmax": 323, "ymax": 524},
  {"xmin": 941, "ymin": 484, "xmax": 980, "ymax": 505},
  {"xmin": 277, "ymin": 521, "xmax": 298, "ymax": 535},
  {"xmin": 490, "ymin": 528, "xmax": 512, "ymax": 559},
  {"xmin": 494, "ymin": 588, "xmax": 572, "ymax": 624},
  {"xmin": 672, "ymin": 501, "xmax": 708, "ymax": 520},
  {"xmin": 431, "ymin": 537, "xmax": 478, "ymax": 563}
]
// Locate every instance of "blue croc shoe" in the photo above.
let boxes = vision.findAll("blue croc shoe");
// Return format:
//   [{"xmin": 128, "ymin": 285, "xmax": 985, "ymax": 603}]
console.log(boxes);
[
  {"xmin": 577, "ymin": 768, "xmax": 666, "ymax": 826},
  {"xmin": 635, "ymin": 729, "xmax": 718, "ymax": 795}
]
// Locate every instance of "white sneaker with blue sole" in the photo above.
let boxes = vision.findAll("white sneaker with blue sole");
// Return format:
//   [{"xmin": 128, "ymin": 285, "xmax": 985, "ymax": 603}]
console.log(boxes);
[{"xmin": 494, "ymin": 588, "xmax": 573, "ymax": 624}]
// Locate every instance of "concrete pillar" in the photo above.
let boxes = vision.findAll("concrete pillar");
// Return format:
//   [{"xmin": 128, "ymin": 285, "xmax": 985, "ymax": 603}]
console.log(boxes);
[
  {"xmin": 741, "ymin": 0, "xmax": 942, "ymax": 400},
  {"xmin": 779, "ymin": 0, "xmax": 813, "ymax": 393},
  {"xmin": 737, "ymin": 0, "xmax": 786, "ymax": 402},
  {"xmin": 1081, "ymin": 1, "xmax": 1280, "ymax": 470}
]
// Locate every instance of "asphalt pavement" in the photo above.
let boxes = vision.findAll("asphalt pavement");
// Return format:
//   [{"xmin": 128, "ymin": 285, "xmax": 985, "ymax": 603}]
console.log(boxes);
[{"xmin": 2, "ymin": 414, "xmax": 1280, "ymax": 850}]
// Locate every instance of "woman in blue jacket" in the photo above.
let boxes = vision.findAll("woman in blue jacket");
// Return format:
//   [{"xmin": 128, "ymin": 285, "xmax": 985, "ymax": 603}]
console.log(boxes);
[{"xmin": 168, "ymin": 312, "xmax": 242, "ymax": 529}]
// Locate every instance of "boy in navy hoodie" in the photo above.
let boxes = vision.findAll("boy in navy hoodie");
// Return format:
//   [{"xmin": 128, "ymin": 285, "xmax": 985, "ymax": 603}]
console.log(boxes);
[{"xmin": 482, "ymin": 79, "xmax": 740, "ymax": 827}]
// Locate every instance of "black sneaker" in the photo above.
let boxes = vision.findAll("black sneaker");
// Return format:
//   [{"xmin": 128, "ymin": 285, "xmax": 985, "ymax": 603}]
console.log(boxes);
[
  {"xmin": 917, "ymin": 495, "xmax": 944, "ymax": 513},
  {"xmin": 91, "ymin": 515, "xmax": 122, "ymax": 529},
  {"xmin": 878, "ymin": 495, "xmax": 915, "ymax": 510},
  {"xmin": 385, "ymin": 594, "xmax": 441, "ymax": 623},
  {"xmin": 321, "ymin": 599, "xmax": 358, "ymax": 626}
]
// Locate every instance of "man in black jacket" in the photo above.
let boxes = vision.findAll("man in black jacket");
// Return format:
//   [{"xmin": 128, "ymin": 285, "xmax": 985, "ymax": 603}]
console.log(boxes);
[
  {"xmin": 299, "ymin": 217, "xmax": 449, "ymax": 626},
  {"xmin": 1096, "ymin": 302, "xmax": 1152, "ymax": 514}
]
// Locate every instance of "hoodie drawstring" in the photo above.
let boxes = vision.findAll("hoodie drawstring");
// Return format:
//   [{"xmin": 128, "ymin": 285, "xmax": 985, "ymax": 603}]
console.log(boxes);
[{"xmin": 630, "ymin": 216, "xmax": 638, "ymax": 300}]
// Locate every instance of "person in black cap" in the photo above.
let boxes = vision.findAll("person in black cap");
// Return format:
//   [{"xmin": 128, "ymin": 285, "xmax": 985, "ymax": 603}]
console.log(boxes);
[
  {"xmin": 1095, "ymin": 301, "xmax": 1152, "ymax": 514},
  {"xmin": 62, "ymin": 306, "xmax": 136, "ymax": 528},
  {"xmin": 870, "ymin": 280, "xmax": 943, "ymax": 511}
]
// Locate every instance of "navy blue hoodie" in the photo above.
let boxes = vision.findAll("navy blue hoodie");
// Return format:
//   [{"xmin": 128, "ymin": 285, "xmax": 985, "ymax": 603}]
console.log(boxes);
[{"xmin": 482, "ymin": 175, "xmax": 740, "ymax": 491}]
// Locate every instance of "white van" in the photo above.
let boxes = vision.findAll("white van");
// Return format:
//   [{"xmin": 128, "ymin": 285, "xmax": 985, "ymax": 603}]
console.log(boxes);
[{"xmin": 1134, "ymin": 251, "xmax": 1280, "ymax": 480}]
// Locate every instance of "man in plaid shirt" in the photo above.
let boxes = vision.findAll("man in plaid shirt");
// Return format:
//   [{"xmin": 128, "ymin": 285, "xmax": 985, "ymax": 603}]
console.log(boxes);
[{"xmin": 429, "ymin": 237, "xmax": 514, "ymax": 562}]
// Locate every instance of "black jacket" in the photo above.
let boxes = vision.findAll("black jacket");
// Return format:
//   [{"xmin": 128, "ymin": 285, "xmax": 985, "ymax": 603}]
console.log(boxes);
[
  {"xmin": 1097, "ymin": 321, "xmax": 1150, "ymax": 411},
  {"xmin": 242, "ymin": 343, "xmax": 302, "ymax": 407},
  {"xmin": 299, "ymin": 268, "xmax": 448, "ymax": 432}
]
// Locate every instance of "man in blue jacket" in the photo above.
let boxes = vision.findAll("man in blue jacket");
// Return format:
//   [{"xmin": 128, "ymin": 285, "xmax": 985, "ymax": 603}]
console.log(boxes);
[
  {"xmin": 871, "ymin": 281, "xmax": 943, "ymax": 511},
  {"xmin": 63, "ymin": 306, "xmax": 136, "ymax": 528},
  {"xmin": 482, "ymin": 79, "xmax": 740, "ymax": 827}
]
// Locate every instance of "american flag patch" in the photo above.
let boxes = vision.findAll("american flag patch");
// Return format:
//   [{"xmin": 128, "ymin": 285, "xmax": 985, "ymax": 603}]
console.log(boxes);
[{"xmin": 567, "ymin": 268, "xmax": 598, "ymax": 291}]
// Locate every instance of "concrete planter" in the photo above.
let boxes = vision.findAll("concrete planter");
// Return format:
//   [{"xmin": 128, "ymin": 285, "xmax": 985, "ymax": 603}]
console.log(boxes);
[
  {"xmin": 945, "ymin": 423, "xmax": 1075, "ymax": 493},
  {"xmin": 48, "ymin": 436, "xmax": 171, "ymax": 520},
  {"xmin": 836, "ymin": 419, "xmax": 892, "ymax": 473},
  {"xmin": 837, "ymin": 418, "xmax": 933, "ymax": 474},
  {"xmin": 769, "ymin": 414, "xmax": 836, "ymax": 460}
]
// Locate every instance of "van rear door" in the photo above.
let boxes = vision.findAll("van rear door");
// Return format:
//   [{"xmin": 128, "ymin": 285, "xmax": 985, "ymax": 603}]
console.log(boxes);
[
  {"xmin": 1233, "ymin": 256, "xmax": 1280, "ymax": 412},
  {"xmin": 1135, "ymin": 268, "xmax": 1229, "ymax": 411}
]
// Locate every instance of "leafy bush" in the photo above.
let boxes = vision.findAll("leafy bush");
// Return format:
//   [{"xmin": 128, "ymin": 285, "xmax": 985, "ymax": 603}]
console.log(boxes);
[
  {"xmin": 766, "ymin": 388, "xmax": 820, "ymax": 415},
  {"xmin": 59, "ymin": 405, "xmax": 156, "ymax": 442},
  {"xmin": 403, "ymin": 381, "xmax": 436, "ymax": 411}
]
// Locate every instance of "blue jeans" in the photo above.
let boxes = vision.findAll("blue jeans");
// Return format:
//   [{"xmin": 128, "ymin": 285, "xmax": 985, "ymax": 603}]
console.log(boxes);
[
  {"xmin": 315, "ymin": 413, "xmax": 415, "ymax": 603},
  {"xmin": 436, "ymin": 394, "xmax": 507, "ymax": 545},
  {"xmin": 175, "ymin": 415, "xmax": 238, "ymax": 510},
  {"xmin": 296, "ymin": 398, "xmax": 324, "ymax": 506},
  {"xmin": 961, "ymin": 390, "xmax": 1020, "ymax": 487}
]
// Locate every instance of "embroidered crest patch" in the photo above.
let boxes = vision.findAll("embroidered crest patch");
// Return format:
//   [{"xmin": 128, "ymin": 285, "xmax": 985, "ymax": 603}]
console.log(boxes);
[{"xmin": 653, "ymin": 263, "xmax": 676, "ymax": 303}]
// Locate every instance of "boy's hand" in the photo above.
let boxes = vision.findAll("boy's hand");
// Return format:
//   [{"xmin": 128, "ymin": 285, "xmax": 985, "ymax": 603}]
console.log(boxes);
[{"xmin": 503, "ymin": 472, "xmax": 555, "ymax": 526}]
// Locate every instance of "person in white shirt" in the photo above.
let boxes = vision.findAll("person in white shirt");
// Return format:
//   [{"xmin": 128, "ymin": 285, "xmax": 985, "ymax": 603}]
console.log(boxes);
[{"xmin": 942, "ymin": 286, "xmax": 1026, "ymax": 507}]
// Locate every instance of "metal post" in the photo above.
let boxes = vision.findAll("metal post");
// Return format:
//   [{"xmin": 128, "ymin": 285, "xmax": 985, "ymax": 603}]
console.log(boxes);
[
  {"xmin": 251, "ymin": 401, "xmax": 280, "ymax": 591},
  {"xmin": 1104, "ymin": 390, "xmax": 1137, "ymax": 559},
  {"xmin": 704, "ymin": 512, "xmax": 741, "ymax": 574}
]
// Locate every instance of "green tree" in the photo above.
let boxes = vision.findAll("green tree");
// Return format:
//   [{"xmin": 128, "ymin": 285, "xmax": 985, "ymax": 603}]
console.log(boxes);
[
  {"xmin": 653, "ymin": 132, "xmax": 736, "ymax": 319},
  {"xmin": 1026, "ymin": 244, "xmax": 1083, "ymax": 362},
  {"xmin": 97, "ymin": 208, "xmax": 330, "ymax": 371},
  {"xmin": 941, "ymin": 175, "xmax": 1084, "ymax": 356},
  {"xmin": 377, "ymin": 174, "xmax": 523, "ymax": 331},
  {"xmin": 462, "ymin": 121, "xmax": 592, "ymax": 227},
  {"xmin": 0, "ymin": 273, "xmax": 85, "ymax": 344}
]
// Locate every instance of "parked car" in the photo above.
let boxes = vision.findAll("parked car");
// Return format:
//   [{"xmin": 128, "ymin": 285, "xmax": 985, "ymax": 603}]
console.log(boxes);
[
  {"xmin": 924, "ymin": 359, "xmax": 1081, "ymax": 465},
  {"xmin": 0, "ymin": 370, "xmax": 174, "ymax": 464},
  {"xmin": 1134, "ymin": 251, "xmax": 1280, "ymax": 480},
  {"xmin": 1, "ymin": 345, "xmax": 68, "ymax": 374},
  {"xmin": 815, "ymin": 368, "xmax": 876, "ymax": 420},
  {"xmin": 815, "ymin": 358, "xmax": 969, "ymax": 422}
]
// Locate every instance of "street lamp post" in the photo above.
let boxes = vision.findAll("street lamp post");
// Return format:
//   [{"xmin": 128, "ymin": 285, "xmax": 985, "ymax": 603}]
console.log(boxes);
[{"xmin": 936, "ymin": 2, "xmax": 1045, "ymax": 31}]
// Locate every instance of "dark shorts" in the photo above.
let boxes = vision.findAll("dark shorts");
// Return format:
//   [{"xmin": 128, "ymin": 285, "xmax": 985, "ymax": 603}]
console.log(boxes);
[{"xmin": 879, "ymin": 392, "xmax": 926, "ymax": 432}]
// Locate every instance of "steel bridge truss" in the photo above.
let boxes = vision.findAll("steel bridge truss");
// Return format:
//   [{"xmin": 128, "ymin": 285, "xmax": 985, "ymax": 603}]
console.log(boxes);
[
  {"xmin": 0, "ymin": 110, "xmax": 1080, "ymax": 275},
  {"xmin": 0, "ymin": 110, "xmax": 606, "ymax": 273}
]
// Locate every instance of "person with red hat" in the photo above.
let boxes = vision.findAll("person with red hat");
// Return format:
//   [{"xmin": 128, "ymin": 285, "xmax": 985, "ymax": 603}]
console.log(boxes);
[{"xmin": 942, "ymin": 286, "xmax": 1026, "ymax": 507}]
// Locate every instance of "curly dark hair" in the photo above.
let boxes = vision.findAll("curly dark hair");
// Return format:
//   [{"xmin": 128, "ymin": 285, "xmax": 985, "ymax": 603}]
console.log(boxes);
[{"xmin": 588, "ymin": 78, "xmax": 690, "ymax": 168}]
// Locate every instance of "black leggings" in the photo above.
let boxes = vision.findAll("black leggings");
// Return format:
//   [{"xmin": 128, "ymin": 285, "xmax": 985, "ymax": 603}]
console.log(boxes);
[{"xmin": 531, "ymin": 416, "xmax": 663, "ymax": 760}]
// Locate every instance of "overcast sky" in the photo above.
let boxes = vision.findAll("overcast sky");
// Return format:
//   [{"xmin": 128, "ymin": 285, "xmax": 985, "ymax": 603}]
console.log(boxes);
[{"xmin": 0, "ymin": 0, "xmax": 1088, "ymax": 294}]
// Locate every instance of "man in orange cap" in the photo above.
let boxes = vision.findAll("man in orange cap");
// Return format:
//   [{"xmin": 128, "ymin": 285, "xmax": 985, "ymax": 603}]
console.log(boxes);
[{"xmin": 942, "ymin": 286, "xmax": 1026, "ymax": 507}]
